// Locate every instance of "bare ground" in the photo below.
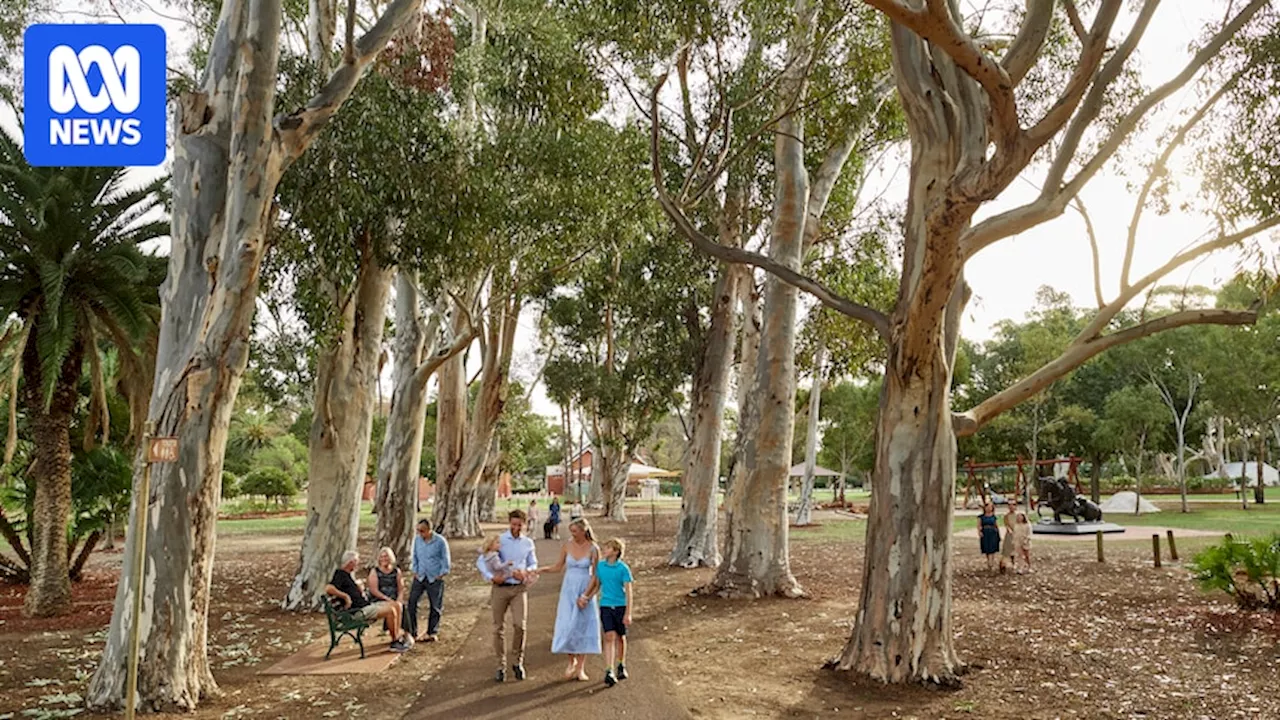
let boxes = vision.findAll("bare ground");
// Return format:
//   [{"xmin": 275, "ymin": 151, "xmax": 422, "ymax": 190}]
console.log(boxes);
[{"xmin": 1, "ymin": 510, "xmax": 1277, "ymax": 719}]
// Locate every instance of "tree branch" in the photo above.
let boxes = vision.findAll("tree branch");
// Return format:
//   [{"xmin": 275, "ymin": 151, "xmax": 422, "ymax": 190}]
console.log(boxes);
[
  {"xmin": 1123, "ymin": 67, "xmax": 1248, "ymax": 288},
  {"xmin": 1075, "ymin": 214, "xmax": 1280, "ymax": 343},
  {"xmin": 864, "ymin": 0, "xmax": 1019, "ymax": 146},
  {"xmin": 961, "ymin": 0, "xmax": 1268, "ymax": 259},
  {"xmin": 954, "ymin": 308, "xmax": 1257, "ymax": 436},
  {"xmin": 1025, "ymin": 0, "xmax": 1123, "ymax": 147},
  {"xmin": 649, "ymin": 73, "xmax": 891, "ymax": 343},
  {"xmin": 1069, "ymin": 197, "xmax": 1106, "ymax": 309},
  {"xmin": 1001, "ymin": 0, "xmax": 1056, "ymax": 84},
  {"xmin": 275, "ymin": 0, "xmax": 424, "ymax": 163}
]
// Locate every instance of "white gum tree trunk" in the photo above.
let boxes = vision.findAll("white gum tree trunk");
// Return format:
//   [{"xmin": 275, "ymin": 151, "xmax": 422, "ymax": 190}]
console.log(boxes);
[
  {"xmin": 284, "ymin": 244, "xmax": 392, "ymax": 610},
  {"xmin": 601, "ymin": 432, "xmax": 631, "ymax": 522},
  {"xmin": 669, "ymin": 263, "xmax": 742, "ymax": 567},
  {"xmin": 435, "ymin": 291, "xmax": 519, "ymax": 537},
  {"xmin": 477, "ymin": 437, "xmax": 501, "ymax": 523},
  {"xmin": 374, "ymin": 279, "xmax": 474, "ymax": 562},
  {"xmin": 703, "ymin": 0, "xmax": 823, "ymax": 598},
  {"xmin": 585, "ymin": 416, "xmax": 605, "ymax": 508},
  {"xmin": 87, "ymin": 0, "xmax": 422, "ymax": 709},
  {"xmin": 795, "ymin": 337, "xmax": 826, "ymax": 527}
]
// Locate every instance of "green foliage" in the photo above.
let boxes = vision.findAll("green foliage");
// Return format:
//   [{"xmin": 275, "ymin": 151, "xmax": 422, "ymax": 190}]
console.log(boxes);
[
  {"xmin": 240, "ymin": 467, "xmax": 298, "ymax": 506},
  {"xmin": 1190, "ymin": 534, "xmax": 1280, "ymax": 611},
  {"xmin": 816, "ymin": 380, "xmax": 881, "ymax": 478},
  {"xmin": 0, "ymin": 126, "xmax": 167, "ymax": 410},
  {"xmin": 222, "ymin": 471, "xmax": 241, "ymax": 500},
  {"xmin": 70, "ymin": 445, "xmax": 133, "ymax": 538},
  {"xmin": 497, "ymin": 383, "xmax": 558, "ymax": 477}
]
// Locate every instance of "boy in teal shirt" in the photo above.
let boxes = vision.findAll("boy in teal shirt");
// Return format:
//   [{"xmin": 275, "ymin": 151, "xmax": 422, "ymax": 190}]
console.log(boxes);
[{"xmin": 582, "ymin": 537, "xmax": 633, "ymax": 687}]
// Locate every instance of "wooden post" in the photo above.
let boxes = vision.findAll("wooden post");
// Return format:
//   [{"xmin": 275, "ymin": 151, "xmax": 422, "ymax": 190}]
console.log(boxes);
[
  {"xmin": 1096, "ymin": 530, "xmax": 1104, "ymax": 563},
  {"xmin": 125, "ymin": 422, "xmax": 156, "ymax": 720},
  {"xmin": 1152, "ymin": 534, "xmax": 1162, "ymax": 568},
  {"xmin": 650, "ymin": 498, "xmax": 656, "ymax": 537},
  {"xmin": 1166, "ymin": 529, "xmax": 1178, "ymax": 561}
]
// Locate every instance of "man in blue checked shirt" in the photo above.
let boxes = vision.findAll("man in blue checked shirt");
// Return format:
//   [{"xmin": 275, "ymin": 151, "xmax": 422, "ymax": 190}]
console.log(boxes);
[
  {"xmin": 408, "ymin": 519, "xmax": 451, "ymax": 642},
  {"xmin": 475, "ymin": 509, "xmax": 538, "ymax": 682}
]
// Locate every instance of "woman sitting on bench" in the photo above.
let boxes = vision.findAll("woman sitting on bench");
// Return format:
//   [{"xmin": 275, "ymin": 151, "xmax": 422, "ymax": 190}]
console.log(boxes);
[{"xmin": 326, "ymin": 550, "xmax": 413, "ymax": 653}]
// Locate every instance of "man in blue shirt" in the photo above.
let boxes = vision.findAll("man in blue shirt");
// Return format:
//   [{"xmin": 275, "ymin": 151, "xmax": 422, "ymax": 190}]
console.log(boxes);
[
  {"xmin": 408, "ymin": 519, "xmax": 451, "ymax": 642},
  {"xmin": 475, "ymin": 509, "xmax": 538, "ymax": 682}
]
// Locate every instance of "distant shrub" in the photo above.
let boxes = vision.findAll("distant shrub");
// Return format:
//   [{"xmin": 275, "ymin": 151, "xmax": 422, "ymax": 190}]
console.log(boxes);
[
  {"xmin": 222, "ymin": 471, "xmax": 241, "ymax": 499},
  {"xmin": 240, "ymin": 467, "xmax": 297, "ymax": 507},
  {"xmin": 1189, "ymin": 534, "xmax": 1280, "ymax": 612}
]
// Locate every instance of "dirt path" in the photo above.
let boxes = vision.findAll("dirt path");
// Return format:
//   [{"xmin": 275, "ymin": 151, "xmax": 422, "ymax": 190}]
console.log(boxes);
[{"xmin": 403, "ymin": 537, "xmax": 691, "ymax": 720}]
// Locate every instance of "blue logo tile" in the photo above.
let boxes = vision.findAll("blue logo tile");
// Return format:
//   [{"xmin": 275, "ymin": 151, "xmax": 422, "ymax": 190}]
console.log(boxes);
[{"xmin": 23, "ymin": 24, "xmax": 167, "ymax": 167}]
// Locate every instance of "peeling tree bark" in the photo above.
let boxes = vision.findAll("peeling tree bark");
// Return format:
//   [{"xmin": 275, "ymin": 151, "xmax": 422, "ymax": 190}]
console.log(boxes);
[
  {"xmin": 86, "ymin": 0, "xmax": 423, "ymax": 709},
  {"xmin": 284, "ymin": 243, "xmax": 392, "ymax": 611},
  {"xmin": 477, "ymin": 436, "xmax": 501, "ymax": 523}
]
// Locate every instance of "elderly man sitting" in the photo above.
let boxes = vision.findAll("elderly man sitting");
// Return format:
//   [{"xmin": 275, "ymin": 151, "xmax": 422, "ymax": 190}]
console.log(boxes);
[{"xmin": 325, "ymin": 550, "xmax": 414, "ymax": 653}]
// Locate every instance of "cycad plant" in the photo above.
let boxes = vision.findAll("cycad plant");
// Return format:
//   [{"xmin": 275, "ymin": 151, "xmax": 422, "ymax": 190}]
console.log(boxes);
[{"xmin": 0, "ymin": 126, "xmax": 167, "ymax": 616}]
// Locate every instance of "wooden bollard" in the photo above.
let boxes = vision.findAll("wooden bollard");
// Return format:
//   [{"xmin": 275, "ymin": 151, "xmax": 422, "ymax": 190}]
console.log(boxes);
[
  {"xmin": 650, "ymin": 499, "xmax": 657, "ymax": 537},
  {"xmin": 1166, "ymin": 529, "xmax": 1179, "ymax": 561},
  {"xmin": 1152, "ymin": 534, "xmax": 1162, "ymax": 568},
  {"xmin": 1096, "ymin": 530, "xmax": 1104, "ymax": 563}
]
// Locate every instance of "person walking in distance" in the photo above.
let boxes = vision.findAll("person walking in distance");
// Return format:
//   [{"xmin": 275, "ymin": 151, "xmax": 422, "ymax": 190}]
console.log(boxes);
[
  {"xmin": 476, "ymin": 509, "xmax": 538, "ymax": 682},
  {"xmin": 408, "ymin": 519, "xmax": 451, "ymax": 642},
  {"xmin": 582, "ymin": 537, "xmax": 633, "ymax": 687}
]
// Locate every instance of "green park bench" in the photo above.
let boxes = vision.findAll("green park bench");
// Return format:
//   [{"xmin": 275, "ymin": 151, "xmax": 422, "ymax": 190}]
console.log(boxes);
[{"xmin": 323, "ymin": 599, "xmax": 371, "ymax": 660}]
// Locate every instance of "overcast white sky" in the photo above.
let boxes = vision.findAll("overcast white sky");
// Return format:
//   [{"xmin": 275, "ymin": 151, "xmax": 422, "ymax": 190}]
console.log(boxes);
[{"xmin": 8, "ymin": 1, "xmax": 1274, "ymax": 420}]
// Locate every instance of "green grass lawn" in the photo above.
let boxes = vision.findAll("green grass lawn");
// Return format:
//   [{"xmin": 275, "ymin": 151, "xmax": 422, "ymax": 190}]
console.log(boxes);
[{"xmin": 1109, "ymin": 502, "xmax": 1280, "ymax": 536}]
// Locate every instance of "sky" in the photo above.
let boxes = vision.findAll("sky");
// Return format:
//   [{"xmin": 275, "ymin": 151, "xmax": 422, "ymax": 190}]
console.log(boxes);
[{"xmin": 7, "ymin": 1, "xmax": 1275, "ymax": 421}]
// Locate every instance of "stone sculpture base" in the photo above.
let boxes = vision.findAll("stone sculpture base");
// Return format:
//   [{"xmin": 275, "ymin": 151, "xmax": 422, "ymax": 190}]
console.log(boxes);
[{"xmin": 1031, "ymin": 520, "xmax": 1126, "ymax": 535}]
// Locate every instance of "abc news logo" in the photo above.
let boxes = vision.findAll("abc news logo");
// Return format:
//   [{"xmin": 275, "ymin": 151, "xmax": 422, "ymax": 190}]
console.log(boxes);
[{"xmin": 24, "ymin": 24, "xmax": 166, "ymax": 167}]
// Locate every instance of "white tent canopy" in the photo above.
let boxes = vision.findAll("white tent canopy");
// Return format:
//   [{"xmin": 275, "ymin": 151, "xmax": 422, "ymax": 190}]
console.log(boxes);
[
  {"xmin": 1204, "ymin": 462, "xmax": 1279, "ymax": 487},
  {"xmin": 1100, "ymin": 491, "xmax": 1161, "ymax": 514},
  {"xmin": 627, "ymin": 462, "xmax": 679, "ymax": 478}
]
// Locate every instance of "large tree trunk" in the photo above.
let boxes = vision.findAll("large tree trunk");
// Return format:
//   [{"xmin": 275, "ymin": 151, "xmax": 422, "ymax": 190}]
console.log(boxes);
[
  {"xmin": 374, "ymin": 273, "xmax": 434, "ymax": 566},
  {"xmin": 435, "ymin": 291, "xmax": 519, "ymax": 537},
  {"xmin": 284, "ymin": 246, "xmax": 392, "ymax": 610},
  {"xmin": 86, "ymin": 0, "xmax": 420, "ymax": 708},
  {"xmin": 21, "ymin": 334, "xmax": 83, "ymax": 617},
  {"xmin": 669, "ymin": 264, "xmax": 742, "ymax": 567},
  {"xmin": 838, "ymin": 341, "xmax": 961, "ymax": 684},
  {"xmin": 702, "ymin": 0, "xmax": 817, "ymax": 599},
  {"xmin": 795, "ymin": 337, "xmax": 826, "ymax": 527}
]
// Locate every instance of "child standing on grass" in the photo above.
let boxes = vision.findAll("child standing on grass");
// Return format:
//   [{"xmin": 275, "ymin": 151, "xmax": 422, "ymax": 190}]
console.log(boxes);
[
  {"xmin": 1013, "ymin": 511, "xmax": 1033, "ymax": 574},
  {"xmin": 582, "ymin": 537, "xmax": 633, "ymax": 687}
]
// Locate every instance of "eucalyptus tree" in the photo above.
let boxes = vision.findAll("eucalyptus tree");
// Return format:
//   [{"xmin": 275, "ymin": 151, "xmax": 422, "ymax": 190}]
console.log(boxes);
[
  {"xmin": 272, "ymin": 21, "xmax": 460, "ymax": 608},
  {"xmin": 429, "ymin": 1, "xmax": 637, "ymax": 537},
  {"xmin": 0, "ymin": 130, "xmax": 166, "ymax": 617},
  {"xmin": 542, "ymin": 218, "xmax": 697, "ymax": 522},
  {"xmin": 645, "ymin": 0, "xmax": 901, "ymax": 594},
  {"xmin": 654, "ymin": 0, "xmax": 1280, "ymax": 685},
  {"xmin": 87, "ymin": 0, "xmax": 424, "ymax": 709}
]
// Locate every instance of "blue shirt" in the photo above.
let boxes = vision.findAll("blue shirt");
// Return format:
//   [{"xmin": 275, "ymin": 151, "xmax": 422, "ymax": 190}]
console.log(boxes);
[
  {"xmin": 475, "ymin": 531, "xmax": 538, "ymax": 585},
  {"xmin": 412, "ymin": 531, "xmax": 451, "ymax": 582},
  {"xmin": 549, "ymin": 502, "xmax": 561, "ymax": 523},
  {"xmin": 595, "ymin": 559, "xmax": 633, "ymax": 608}
]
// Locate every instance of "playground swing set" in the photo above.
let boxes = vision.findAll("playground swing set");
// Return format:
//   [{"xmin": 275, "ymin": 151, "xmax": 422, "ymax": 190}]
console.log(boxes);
[{"xmin": 960, "ymin": 456, "xmax": 1084, "ymax": 510}]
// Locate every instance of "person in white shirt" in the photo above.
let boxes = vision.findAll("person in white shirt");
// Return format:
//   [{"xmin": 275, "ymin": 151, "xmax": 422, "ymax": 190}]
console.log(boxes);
[{"xmin": 475, "ymin": 509, "xmax": 538, "ymax": 682}]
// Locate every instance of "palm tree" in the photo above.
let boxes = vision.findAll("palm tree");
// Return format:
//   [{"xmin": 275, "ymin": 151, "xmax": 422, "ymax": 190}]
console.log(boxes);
[{"xmin": 0, "ymin": 127, "xmax": 167, "ymax": 617}]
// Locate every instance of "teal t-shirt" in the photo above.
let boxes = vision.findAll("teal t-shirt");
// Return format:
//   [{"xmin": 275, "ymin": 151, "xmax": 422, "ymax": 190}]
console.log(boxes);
[{"xmin": 595, "ymin": 559, "xmax": 633, "ymax": 608}]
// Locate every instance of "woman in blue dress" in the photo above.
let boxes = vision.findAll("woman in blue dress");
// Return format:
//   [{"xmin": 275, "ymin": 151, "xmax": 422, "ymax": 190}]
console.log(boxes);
[
  {"xmin": 541, "ymin": 518, "xmax": 601, "ymax": 680},
  {"xmin": 977, "ymin": 501, "xmax": 1001, "ymax": 572}
]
